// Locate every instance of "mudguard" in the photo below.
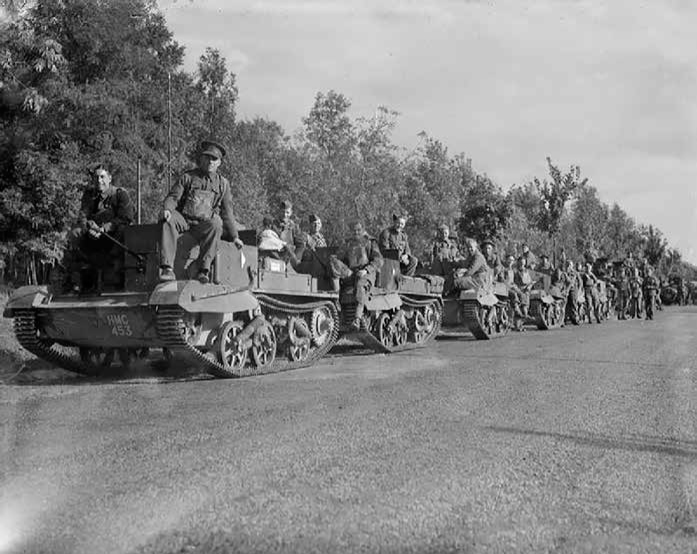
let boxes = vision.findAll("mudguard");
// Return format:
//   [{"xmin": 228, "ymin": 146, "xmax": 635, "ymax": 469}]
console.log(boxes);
[
  {"xmin": 460, "ymin": 288, "xmax": 498, "ymax": 307},
  {"xmin": 364, "ymin": 291, "xmax": 402, "ymax": 312},
  {"xmin": 530, "ymin": 290, "xmax": 555, "ymax": 305},
  {"xmin": 148, "ymin": 280, "xmax": 259, "ymax": 313},
  {"xmin": 3, "ymin": 285, "xmax": 51, "ymax": 317}
]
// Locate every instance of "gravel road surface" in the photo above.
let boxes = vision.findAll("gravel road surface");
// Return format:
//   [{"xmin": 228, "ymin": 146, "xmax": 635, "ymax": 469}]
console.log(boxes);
[{"xmin": 1, "ymin": 308, "xmax": 696, "ymax": 553}]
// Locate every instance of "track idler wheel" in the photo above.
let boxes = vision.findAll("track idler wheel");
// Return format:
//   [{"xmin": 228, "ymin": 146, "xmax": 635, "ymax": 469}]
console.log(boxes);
[
  {"xmin": 218, "ymin": 320, "xmax": 248, "ymax": 374},
  {"xmin": 252, "ymin": 320, "xmax": 277, "ymax": 369}
]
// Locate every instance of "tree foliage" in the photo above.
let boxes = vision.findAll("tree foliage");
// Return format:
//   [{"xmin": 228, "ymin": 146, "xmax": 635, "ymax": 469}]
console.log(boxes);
[{"xmin": 0, "ymin": 0, "xmax": 693, "ymax": 284}]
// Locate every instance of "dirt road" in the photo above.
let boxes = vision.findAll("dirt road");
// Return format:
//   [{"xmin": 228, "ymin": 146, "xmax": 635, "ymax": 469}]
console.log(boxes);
[{"xmin": 1, "ymin": 308, "xmax": 696, "ymax": 553}]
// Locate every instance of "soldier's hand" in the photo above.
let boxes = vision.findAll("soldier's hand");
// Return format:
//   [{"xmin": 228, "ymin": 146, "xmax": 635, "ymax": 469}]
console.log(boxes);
[
  {"xmin": 233, "ymin": 238, "xmax": 244, "ymax": 250},
  {"xmin": 400, "ymin": 254, "xmax": 410, "ymax": 265},
  {"xmin": 162, "ymin": 210, "xmax": 172, "ymax": 222},
  {"xmin": 357, "ymin": 269, "xmax": 368, "ymax": 278}
]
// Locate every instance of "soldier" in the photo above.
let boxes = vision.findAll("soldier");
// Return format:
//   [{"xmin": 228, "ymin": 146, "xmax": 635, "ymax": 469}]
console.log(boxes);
[
  {"xmin": 159, "ymin": 140, "xmax": 242, "ymax": 283},
  {"xmin": 615, "ymin": 266, "xmax": 631, "ymax": 320},
  {"xmin": 452, "ymin": 238, "xmax": 489, "ymax": 291},
  {"xmin": 65, "ymin": 164, "xmax": 134, "ymax": 292},
  {"xmin": 624, "ymin": 252, "xmax": 636, "ymax": 272},
  {"xmin": 430, "ymin": 224, "xmax": 460, "ymax": 276},
  {"xmin": 500, "ymin": 254, "xmax": 526, "ymax": 330},
  {"xmin": 521, "ymin": 242, "xmax": 538, "ymax": 269},
  {"xmin": 643, "ymin": 266, "xmax": 660, "ymax": 320},
  {"xmin": 535, "ymin": 254, "xmax": 554, "ymax": 277},
  {"xmin": 274, "ymin": 200, "xmax": 305, "ymax": 251},
  {"xmin": 306, "ymin": 214, "xmax": 327, "ymax": 250},
  {"xmin": 379, "ymin": 214, "xmax": 418, "ymax": 277},
  {"xmin": 564, "ymin": 259, "xmax": 581, "ymax": 324},
  {"xmin": 628, "ymin": 267, "xmax": 644, "ymax": 318},
  {"xmin": 331, "ymin": 222, "xmax": 384, "ymax": 330},
  {"xmin": 581, "ymin": 262, "xmax": 602, "ymax": 323},
  {"xmin": 513, "ymin": 256, "xmax": 534, "ymax": 330},
  {"xmin": 481, "ymin": 239, "xmax": 503, "ymax": 280},
  {"xmin": 551, "ymin": 259, "xmax": 572, "ymax": 326}
]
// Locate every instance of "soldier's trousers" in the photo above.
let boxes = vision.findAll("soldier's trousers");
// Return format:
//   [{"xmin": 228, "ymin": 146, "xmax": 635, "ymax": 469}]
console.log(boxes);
[
  {"xmin": 345, "ymin": 268, "xmax": 376, "ymax": 320},
  {"xmin": 160, "ymin": 211, "xmax": 222, "ymax": 272},
  {"xmin": 64, "ymin": 227, "xmax": 124, "ymax": 287},
  {"xmin": 584, "ymin": 287, "xmax": 600, "ymax": 322},
  {"xmin": 566, "ymin": 287, "xmax": 578, "ymax": 321}
]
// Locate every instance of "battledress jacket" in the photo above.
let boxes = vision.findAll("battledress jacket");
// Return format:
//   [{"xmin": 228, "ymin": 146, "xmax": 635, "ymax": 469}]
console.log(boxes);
[
  {"xmin": 78, "ymin": 186, "xmax": 134, "ymax": 235},
  {"xmin": 337, "ymin": 234, "xmax": 384, "ymax": 272},
  {"xmin": 378, "ymin": 227, "xmax": 411, "ymax": 257},
  {"xmin": 163, "ymin": 168, "xmax": 238, "ymax": 240}
]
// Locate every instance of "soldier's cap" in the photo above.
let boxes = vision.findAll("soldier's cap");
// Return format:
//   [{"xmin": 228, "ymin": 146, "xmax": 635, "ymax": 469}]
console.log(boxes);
[
  {"xmin": 481, "ymin": 239, "xmax": 495, "ymax": 247},
  {"xmin": 438, "ymin": 223, "xmax": 449, "ymax": 230},
  {"xmin": 392, "ymin": 213, "xmax": 408, "ymax": 221},
  {"xmin": 280, "ymin": 200, "xmax": 293, "ymax": 210},
  {"xmin": 309, "ymin": 214, "xmax": 321, "ymax": 224},
  {"xmin": 199, "ymin": 140, "xmax": 226, "ymax": 159},
  {"xmin": 540, "ymin": 253, "xmax": 549, "ymax": 259}
]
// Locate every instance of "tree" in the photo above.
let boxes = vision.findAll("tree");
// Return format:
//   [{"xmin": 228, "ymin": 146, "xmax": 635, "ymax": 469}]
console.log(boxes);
[
  {"xmin": 302, "ymin": 90, "xmax": 355, "ymax": 165},
  {"xmin": 459, "ymin": 176, "xmax": 511, "ymax": 244}
]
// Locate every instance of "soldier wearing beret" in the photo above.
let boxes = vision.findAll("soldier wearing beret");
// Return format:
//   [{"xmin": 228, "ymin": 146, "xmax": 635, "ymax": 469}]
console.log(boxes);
[
  {"xmin": 159, "ymin": 140, "xmax": 242, "ymax": 283},
  {"xmin": 379, "ymin": 213, "xmax": 418, "ymax": 277}
]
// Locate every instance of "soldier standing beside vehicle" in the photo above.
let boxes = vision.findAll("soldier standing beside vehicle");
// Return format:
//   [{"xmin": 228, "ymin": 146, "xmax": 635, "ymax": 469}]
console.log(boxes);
[
  {"xmin": 564, "ymin": 260, "xmax": 581, "ymax": 324},
  {"xmin": 643, "ymin": 266, "xmax": 660, "ymax": 320},
  {"xmin": 159, "ymin": 140, "xmax": 243, "ymax": 283},
  {"xmin": 379, "ymin": 214, "xmax": 418, "ymax": 277},
  {"xmin": 65, "ymin": 164, "xmax": 134, "ymax": 292},
  {"xmin": 616, "ymin": 266, "xmax": 630, "ymax": 319},
  {"xmin": 500, "ymin": 254, "xmax": 525, "ymax": 330},
  {"xmin": 331, "ymin": 222, "xmax": 384, "ymax": 330},
  {"xmin": 512, "ymin": 256, "xmax": 534, "ymax": 330},
  {"xmin": 581, "ymin": 262, "xmax": 602, "ymax": 323}
]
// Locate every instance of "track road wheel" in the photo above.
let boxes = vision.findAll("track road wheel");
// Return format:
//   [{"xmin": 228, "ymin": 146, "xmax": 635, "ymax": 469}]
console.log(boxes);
[
  {"xmin": 310, "ymin": 306, "xmax": 334, "ymax": 347},
  {"xmin": 288, "ymin": 340, "xmax": 311, "ymax": 362},
  {"xmin": 392, "ymin": 314, "xmax": 408, "ymax": 347},
  {"xmin": 374, "ymin": 313, "xmax": 394, "ymax": 349},
  {"xmin": 251, "ymin": 320, "xmax": 277, "ymax": 369},
  {"xmin": 218, "ymin": 320, "xmax": 248, "ymax": 375}
]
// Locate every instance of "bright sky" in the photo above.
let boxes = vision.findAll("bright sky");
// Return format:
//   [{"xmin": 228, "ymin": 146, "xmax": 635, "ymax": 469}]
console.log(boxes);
[{"xmin": 160, "ymin": 0, "xmax": 697, "ymax": 262}]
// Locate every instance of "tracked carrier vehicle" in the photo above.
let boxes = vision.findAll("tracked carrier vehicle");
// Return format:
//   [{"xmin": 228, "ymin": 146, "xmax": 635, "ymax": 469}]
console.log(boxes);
[
  {"xmin": 339, "ymin": 250, "xmax": 443, "ymax": 352},
  {"xmin": 441, "ymin": 276, "xmax": 512, "ymax": 340},
  {"xmin": 4, "ymin": 225, "xmax": 340, "ymax": 378},
  {"xmin": 528, "ymin": 273, "xmax": 565, "ymax": 330}
]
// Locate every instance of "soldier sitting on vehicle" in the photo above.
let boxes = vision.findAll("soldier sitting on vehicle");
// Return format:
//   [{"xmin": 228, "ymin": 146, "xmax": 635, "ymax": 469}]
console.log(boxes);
[
  {"xmin": 452, "ymin": 238, "xmax": 490, "ymax": 291},
  {"xmin": 330, "ymin": 222, "xmax": 384, "ymax": 330},
  {"xmin": 258, "ymin": 216, "xmax": 303, "ymax": 270},
  {"xmin": 521, "ymin": 242, "xmax": 538, "ymax": 270},
  {"xmin": 64, "ymin": 164, "xmax": 134, "ymax": 292},
  {"xmin": 430, "ymin": 224, "xmax": 460, "ymax": 293},
  {"xmin": 306, "ymin": 214, "xmax": 327, "ymax": 250},
  {"xmin": 379, "ymin": 213, "xmax": 418, "ymax": 277},
  {"xmin": 159, "ymin": 140, "xmax": 243, "ymax": 284},
  {"xmin": 535, "ymin": 254, "xmax": 555, "ymax": 277},
  {"xmin": 481, "ymin": 239, "xmax": 503, "ymax": 280}
]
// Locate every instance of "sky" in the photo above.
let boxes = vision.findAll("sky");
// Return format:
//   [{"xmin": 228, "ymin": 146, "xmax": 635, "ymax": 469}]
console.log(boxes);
[{"xmin": 159, "ymin": 0, "xmax": 697, "ymax": 262}]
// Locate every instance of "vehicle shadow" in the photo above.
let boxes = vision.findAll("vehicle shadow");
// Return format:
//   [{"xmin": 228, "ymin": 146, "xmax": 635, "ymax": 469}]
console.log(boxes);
[{"xmin": 484, "ymin": 425, "xmax": 697, "ymax": 458}]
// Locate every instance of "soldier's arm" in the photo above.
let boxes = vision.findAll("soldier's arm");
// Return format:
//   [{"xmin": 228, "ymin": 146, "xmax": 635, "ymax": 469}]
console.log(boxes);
[
  {"xmin": 163, "ymin": 173, "xmax": 187, "ymax": 213},
  {"xmin": 403, "ymin": 234, "xmax": 411, "ymax": 257},
  {"xmin": 219, "ymin": 180, "xmax": 239, "ymax": 241},
  {"xmin": 465, "ymin": 254, "xmax": 485, "ymax": 276}
]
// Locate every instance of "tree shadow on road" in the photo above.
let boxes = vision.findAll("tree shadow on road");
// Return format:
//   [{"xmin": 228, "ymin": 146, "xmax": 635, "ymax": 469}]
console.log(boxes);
[{"xmin": 484, "ymin": 425, "xmax": 697, "ymax": 458}]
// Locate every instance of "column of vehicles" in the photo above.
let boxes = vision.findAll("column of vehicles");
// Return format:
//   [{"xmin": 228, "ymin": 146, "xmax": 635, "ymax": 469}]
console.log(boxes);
[{"xmin": 4, "ymin": 212, "xmax": 667, "ymax": 380}]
